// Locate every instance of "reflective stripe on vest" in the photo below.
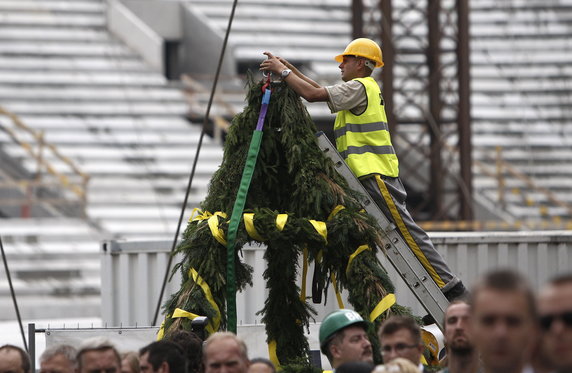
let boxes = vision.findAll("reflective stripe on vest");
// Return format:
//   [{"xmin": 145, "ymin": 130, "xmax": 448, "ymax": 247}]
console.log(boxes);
[{"xmin": 333, "ymin": 77, "xmax": 399, "ymax": 178}]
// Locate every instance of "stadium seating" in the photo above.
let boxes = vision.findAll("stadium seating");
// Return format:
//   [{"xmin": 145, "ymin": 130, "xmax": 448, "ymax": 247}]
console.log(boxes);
[
  {"xmin": 0, "ymin": 0, "xmax": 222, "ymax": 319},
  {"xmin": 1, "ymin": 0, "xmax": 572, "ymax": 320}
]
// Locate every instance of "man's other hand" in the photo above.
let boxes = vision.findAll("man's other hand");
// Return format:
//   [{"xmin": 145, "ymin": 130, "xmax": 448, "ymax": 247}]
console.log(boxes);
[{"xmin": 260, "ymin": 52, "xmax": 287, "ymax": 74}]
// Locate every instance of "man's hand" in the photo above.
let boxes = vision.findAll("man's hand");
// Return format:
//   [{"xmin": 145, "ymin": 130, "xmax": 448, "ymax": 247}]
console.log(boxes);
[
  {"xmin": 277, "ymin": 56, "xmax": 291, "ymax": 68},
  {"xmin": 259, "ymin": 52, "xmax": 287, "ymax": 75},
  {"xmin": 259, "ymin": 51, "xmax": 328, "ymax": 102}
]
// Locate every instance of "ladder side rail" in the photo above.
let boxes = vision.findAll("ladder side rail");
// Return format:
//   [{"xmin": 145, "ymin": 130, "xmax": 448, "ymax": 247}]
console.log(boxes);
[{"xmin": 316, "ymin": 132, "xmax": 448, "ymax": 328}]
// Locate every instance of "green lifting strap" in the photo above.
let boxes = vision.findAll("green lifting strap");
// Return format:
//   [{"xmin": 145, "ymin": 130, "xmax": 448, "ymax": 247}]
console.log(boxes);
[{"xmin": 226, "ymin": 87, "xmax": 271, "ymax": 333}]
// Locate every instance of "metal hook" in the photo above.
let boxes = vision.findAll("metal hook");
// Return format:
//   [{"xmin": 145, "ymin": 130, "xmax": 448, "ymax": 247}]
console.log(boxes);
[{"xmin": 262, "ymin": 71, "xmax": 273, "ymax": 92}]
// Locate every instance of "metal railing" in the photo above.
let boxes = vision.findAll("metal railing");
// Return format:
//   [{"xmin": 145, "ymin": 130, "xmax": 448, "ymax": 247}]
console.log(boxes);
[
  {"xmin": 101, "ymin": 232, "xmax": 572, "ymax": 326},
  {"xmin": 475, "ymin": 146, "xmax": 572, "ymax": 220},
  {"xmin": 181, "ymin": 74, "xmax": 235, "ymax": 143},
  {"xmin": 0, "ymin": 106, "xmax": 90, "ymax": 217}
]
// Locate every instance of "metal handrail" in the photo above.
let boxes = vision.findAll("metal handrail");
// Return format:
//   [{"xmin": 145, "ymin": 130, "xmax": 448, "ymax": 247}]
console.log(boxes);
[
  {"xmin": 181, "ymin": 74, "xmax": 234, "ymax": 142},
  {"xmin": 0, "ymin": 106, "xmax": 90, "ymax": 212},
  {"xmin": 475, "ymin": 146, "xmax": 572, "ymax": 217}
]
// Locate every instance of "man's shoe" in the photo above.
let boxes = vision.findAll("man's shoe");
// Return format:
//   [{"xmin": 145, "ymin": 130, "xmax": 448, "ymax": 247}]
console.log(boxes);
[
  {"xmin": 443, "ymin": 281, "xmax": 469, "ymax": 302},
  {"xmin": 422, "ymin": 314, "xmax": 436, "ymax": 325}
]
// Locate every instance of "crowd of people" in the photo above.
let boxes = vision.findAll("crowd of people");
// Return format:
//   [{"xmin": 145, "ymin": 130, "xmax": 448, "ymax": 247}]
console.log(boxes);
[
  {"xmin": 319, "ymin": 269, "xmax": 572, "ymax": 373},
  {"xmin": 0, "ymin": 269, "xmax": 570, "ymax": 373}
]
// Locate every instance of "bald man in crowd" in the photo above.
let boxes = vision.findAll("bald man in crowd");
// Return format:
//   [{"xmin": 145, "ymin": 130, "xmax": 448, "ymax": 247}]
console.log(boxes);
[
  {"xmin": 0, "ymin": 345, "xmax": 30, "ymax": 373},
  {"xmin": 203, "ymin": 332, "xmax": 250, "ymax": 373}
]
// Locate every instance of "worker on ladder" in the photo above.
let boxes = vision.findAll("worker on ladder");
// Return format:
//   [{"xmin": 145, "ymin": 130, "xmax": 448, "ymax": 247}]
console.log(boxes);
[{"xmin": 260, "ymin": 38, "xmax": 467, "ymax": 301}]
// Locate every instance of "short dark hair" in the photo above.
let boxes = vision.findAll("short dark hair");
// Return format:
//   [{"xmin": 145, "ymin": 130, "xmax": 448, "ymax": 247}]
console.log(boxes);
[
  {"xmin": 547, "ymin": 272, "xmax": 572, "ymax": 286},
  {"xmin": 378, "ymin": 316, "xmax": 421, "ymax": 345},
  {"xmin": 0, "ymin": 344, "xmax": 31, "ymax": 373},
  {"xmin": 323, "ymin": 325, "xmax": 366, "ymax": 363},
  {"xmin": 140, "ymin": 341, "xmax": 188, "ymax": 373},
  {"xmin": 323, "ymin": 328, "xmax": 343, "ymax": 362},
  {"xmin": 249, "ymin": 358, "xmax": 276, "ymax": 373},
  {"xmin": 469, "ymin": 269, "xmax": 537, "ymax": 319},
  {"xmin": 165, "ymin": 330, "xmax": 202, "ymax": 373}
]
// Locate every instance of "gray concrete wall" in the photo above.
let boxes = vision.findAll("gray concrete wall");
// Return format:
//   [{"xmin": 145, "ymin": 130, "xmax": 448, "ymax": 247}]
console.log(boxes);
[
  {"xmin": 107, "ymin": 0, "xmax": 236, "ymax": 77},
  {"xmin": 180, "ymin": 4, "xmax": 237, "ymax": 77},
  {"xmin": 121, "ymin": 0, "xmax": 181, "ymax": 40},
  {"xmin": 107, "ymin": 0, "xmax": 165, "ymax": 71}
]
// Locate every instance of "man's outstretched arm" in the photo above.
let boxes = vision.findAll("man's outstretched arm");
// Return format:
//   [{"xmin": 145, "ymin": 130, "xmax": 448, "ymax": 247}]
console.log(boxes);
[{"xmin": 260, "ymin": 52, "xmax": 329, "ymax": 103}]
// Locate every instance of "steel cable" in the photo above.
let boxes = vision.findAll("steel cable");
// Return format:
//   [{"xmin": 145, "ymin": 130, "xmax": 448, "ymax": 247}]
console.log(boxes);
[{"xmin": 151, "ymin": 0, "xmax": 240, "ymax": 326}]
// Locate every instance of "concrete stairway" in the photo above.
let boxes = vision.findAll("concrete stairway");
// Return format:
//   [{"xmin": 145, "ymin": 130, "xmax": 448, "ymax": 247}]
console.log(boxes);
[
  {"xmin": 0, "ymin": 0, "xmax": 223, "ymax": 239},
  {"xmin": 0, "ymin": 218, "xmax": 101, "ymax": 319}
]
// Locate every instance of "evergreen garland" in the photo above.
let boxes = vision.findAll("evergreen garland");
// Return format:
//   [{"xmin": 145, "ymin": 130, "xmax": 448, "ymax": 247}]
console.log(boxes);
[{"xmin": 163, "ymin": 75, "xmax": 412, "ymax": 365}]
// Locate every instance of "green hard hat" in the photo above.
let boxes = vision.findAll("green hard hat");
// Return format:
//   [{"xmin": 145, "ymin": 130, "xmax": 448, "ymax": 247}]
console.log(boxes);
[{"xmin": 319, "ymin": 309, "xmax": 368, "ymax": 352}]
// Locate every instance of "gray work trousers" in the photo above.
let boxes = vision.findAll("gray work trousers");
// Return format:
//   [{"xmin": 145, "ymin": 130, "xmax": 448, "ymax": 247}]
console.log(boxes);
[{"xmin": 361, "ymin": 174, "xmax": 459, "ymax": 291}]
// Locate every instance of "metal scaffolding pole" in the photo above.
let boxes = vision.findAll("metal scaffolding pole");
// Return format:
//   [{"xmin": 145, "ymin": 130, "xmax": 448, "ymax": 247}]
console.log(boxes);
[
  {"xmin": 352, "ymin": 0, "xmax": 364, "ymax": 39},
  {"xmin": 379, "ymin": 0, "xmax": 396, "ymax": 135},
  {"xmin": 427, "ymin": 0, "xmax": 444, "ymax": 218},
  {"xmin": 356, "ymin": 0, "xmax": 473, "ymax": 224},
  {"xmin": 457, "ymin": 0, "xmax": 474, "ymax": 220}
]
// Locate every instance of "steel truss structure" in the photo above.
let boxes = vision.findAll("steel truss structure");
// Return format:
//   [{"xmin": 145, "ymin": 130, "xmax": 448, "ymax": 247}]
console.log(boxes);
[{"xmin": 353, "ymin": 0, "xmax": 473, "ymax": 222}]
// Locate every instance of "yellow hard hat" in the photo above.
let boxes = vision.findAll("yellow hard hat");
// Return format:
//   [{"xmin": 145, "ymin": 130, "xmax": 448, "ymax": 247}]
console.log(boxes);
[{"xmin": 335, "ymin": 38, "xmax": 384, "ymax": 68}]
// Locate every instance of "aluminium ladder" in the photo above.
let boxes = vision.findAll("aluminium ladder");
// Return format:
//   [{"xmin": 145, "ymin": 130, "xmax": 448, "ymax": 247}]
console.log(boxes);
[{"xmin": 316, "ymin": 132, "xmax": 449, "ymax": 329}]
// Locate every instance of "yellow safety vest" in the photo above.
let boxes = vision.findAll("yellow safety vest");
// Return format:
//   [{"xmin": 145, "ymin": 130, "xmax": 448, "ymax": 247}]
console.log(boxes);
[{"xmin": 333, "ymin": 77, "xmax": 399, "ymax": 178}]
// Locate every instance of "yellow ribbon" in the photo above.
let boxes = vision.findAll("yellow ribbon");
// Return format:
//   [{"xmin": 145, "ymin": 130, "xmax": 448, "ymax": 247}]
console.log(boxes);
[
  {"xmin": 156, "ymin": 319, "xmax": 166, "ymax": 340},
  {"xmin": 327, "ymin": 205, "xmax": 345, "ymax": 221},
  {"xmin": 172, "ymin": 308, "xmax": 215, "ymax": 334},
  {"xmin": 330, "ymin": 272, "xmax": 345, "ymax": 309},
  {"xmin": 309, "ymin": 220, "xmax": 327, "ymax": 243},
  {"xmin": 243, "ymin": 213, "xmax": 266, "ymax": 241},
  {"xmin": 376, "ymin": 175, "xmax": 445, "ymax": 288},
  {"xmin": 346, "ymin": 245, "xmax": 371, "ymax": 276},
  {"xmin": 268, "ymin": 340, "xmax": 280, "ymax": 368},
  {"xmin": 190, "ymin": 208, "xmax": 214, "ymax": 222},
  {"xmin": 316, "ymin": 250, "xmax": 323, "ymax": 263},
  {"xmin": 276, "ymin": 214, "xmax": 288, "ymax": 231},
  {"xmin": 300, "ymin": 248, "xmax": 309, "ymax": 301},
  {"xmin": 369, "ymin": 293, "xmax": 396, "ymax": 322},
  {"xmin": 208, "ymin": 213, "xmax": 228, "ymax": 246},
  {"xmin": 173, "ymin": 308, "xmax": 201, "ymax": 319},
  {"xmin": 189, "ymin": 268, "xmax": 221, "ymax": 331}
]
